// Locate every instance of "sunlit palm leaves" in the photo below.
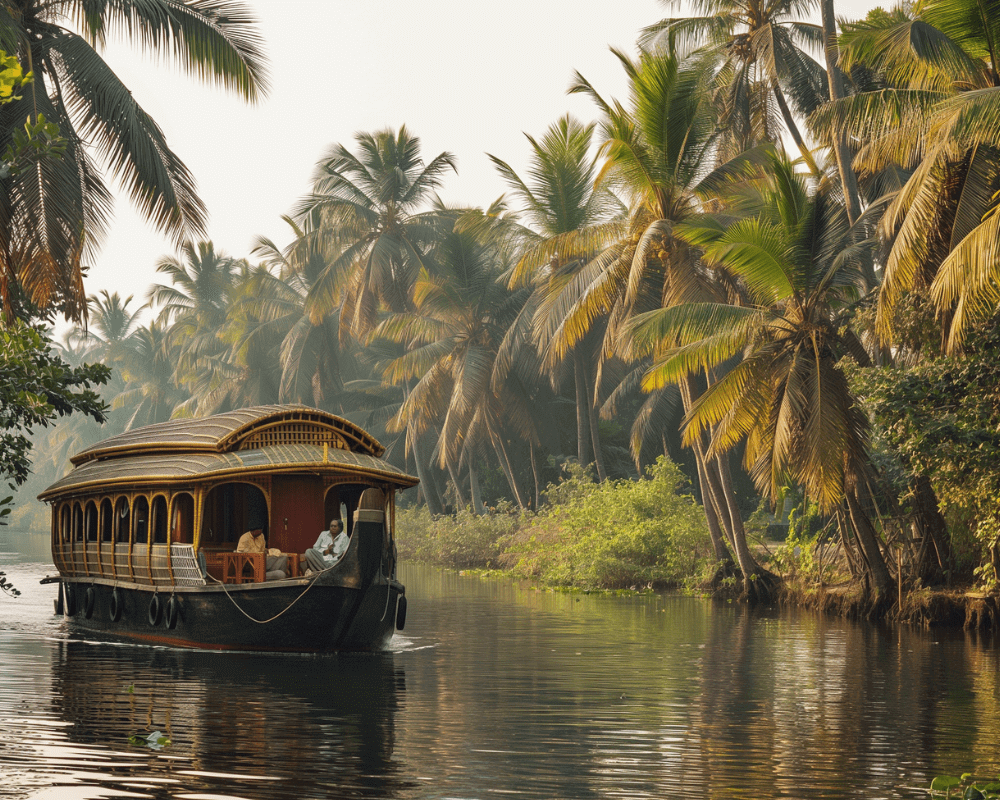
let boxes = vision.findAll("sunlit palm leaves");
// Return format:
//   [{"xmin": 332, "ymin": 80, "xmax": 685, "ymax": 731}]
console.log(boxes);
[
  {"xmin": 0, "ymin": 0, "xmax": 268, "ymax": 320},
  {"xmin": 814, "ymin": 0, "xmax": 1000, "ymax": 349},
  {"xmin": 292, "ymin": 126, "xmax": 457, "ymax": 338},
  {"xmin": 641, "ymin": 0, "xmax": 828, "ymax": 166},
  {"xmin": 631, "ymin": 154, "xmax": 870, "ymax": 512}
]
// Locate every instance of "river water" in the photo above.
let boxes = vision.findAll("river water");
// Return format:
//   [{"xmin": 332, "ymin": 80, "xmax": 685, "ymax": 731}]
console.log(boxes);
[{"xmin": 1, "ymin": 530, "xmax": 999, "ymax": 800}]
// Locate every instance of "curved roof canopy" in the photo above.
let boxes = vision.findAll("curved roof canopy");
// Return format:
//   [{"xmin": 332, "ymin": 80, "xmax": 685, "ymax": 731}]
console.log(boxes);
[
  {"xmin": 71, "ymin": 405, "xmax": 385, "ymax": 465},
  {"xmin": 41, "ymin": 406, "xmax": 416, "ymax": 502},
  {"xmin": 40, "ymin": 444, "xmax": 418, "ymax": 500}
]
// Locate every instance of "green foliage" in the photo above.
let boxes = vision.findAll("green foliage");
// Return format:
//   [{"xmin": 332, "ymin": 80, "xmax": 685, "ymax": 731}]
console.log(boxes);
[
  {"xmin": 396, "ymin": 458, "xmax": 711, "ymax": 590},
  {"xmin": 0, "ymin": 51, "xmax": 28, "ymax": 103},
  {"xmin": 2, "ymin": 113, "xmax": 67, "ymax": 178},
  {"xmin": 503, "ymin": 458, "xmax": 711, "ymax": 590},
  {"xmin": 395, "ymin": 503, "xmax": 521, "ymax": 570},
  {"xmin": 854, "ymin": 317, "xmax": 1000, "ymax": 583},
  {"xmin": 0, "ymin": 322, "xmax": 109, "ymax": 527},
  {"xmin": 928, "ymin": 773, "xmax": 1000, "ymax": 798}
]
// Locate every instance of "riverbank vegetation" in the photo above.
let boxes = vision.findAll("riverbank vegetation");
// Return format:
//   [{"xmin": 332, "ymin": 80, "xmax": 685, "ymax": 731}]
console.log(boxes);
[{"xmin": 4, "ymin": 0, "xmax": 1000, "ymax": 622}]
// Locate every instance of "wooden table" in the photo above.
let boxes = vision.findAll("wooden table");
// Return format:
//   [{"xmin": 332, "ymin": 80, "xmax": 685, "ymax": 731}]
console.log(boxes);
[{"xmin": 221, "ymin": 552, "xmax": 264, "ymax": 584}]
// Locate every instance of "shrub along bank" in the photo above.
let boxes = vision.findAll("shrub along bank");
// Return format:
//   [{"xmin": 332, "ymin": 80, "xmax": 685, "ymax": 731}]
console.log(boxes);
[{"xmin": 395, "ymin": 458, "xmax": 714, "ymax": 590}]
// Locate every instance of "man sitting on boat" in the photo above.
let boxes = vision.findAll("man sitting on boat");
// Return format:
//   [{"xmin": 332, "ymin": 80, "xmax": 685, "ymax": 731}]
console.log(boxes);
[
  {"xmin": 303, "ymin": 519, "xmax": 349, "ymax": 575},
  {"xmin": 236, "ymin": 528, "xmax": 289, "ymax": 580}
]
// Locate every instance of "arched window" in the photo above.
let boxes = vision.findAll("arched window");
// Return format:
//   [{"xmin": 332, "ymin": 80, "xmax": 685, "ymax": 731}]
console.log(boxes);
[
  {"xmin": 100, "ymin": 498, "xmax": 113, "ymax": 542},
  {"xmin": 133, "ymin": 496, "xmax": 150, "ymax": 544},
  {"xmin": 200, "ymin": 483, "xmax": 268, "ymax": 546},
  {"xmin": 72, "ymin": 504, "xmax": 84, "ymax": 542},
  {"xmin": 151, "ymin": 496, "xmax": 168, "ymax": 544},
  {"xmin": 114, "ymin": 497, "xmax": 130, "ymax": 543},
  {"xmin": 171, "ymin": 493, "xmax": 195, "ymax": 544},
  {"xmin": 60, "ymin": 504, "xmax": 71, "ymax": 543},
  {"xmin": 84, "ymin": 500, "xmax": 98, "ymax": 542}
]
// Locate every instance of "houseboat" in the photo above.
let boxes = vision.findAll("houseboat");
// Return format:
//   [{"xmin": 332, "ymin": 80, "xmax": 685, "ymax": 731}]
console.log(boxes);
[{"xmin": 38, "ymin": 405, "xmax": 418, "ymax": 652}]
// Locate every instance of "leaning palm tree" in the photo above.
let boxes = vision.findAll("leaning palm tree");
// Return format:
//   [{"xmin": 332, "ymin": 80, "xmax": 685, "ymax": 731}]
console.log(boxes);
[
  {"xmin": 0, "ymin": 0, "xmax": 268, "ymax": 320},
  {"xmin": 489, "ymin": 115, "xmax": 624, "ymax": 480},
  {"xmin": 629, "ymin": 153, "xmax": 894, "ymax": 603},
  {"xmin": 563, "ymin": 46, "xmax": 761, "ymax": 575}
]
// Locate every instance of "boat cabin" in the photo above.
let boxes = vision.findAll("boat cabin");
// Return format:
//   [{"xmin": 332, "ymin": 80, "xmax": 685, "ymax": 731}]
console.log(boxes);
[{"xmin": 39, "ymin": 405, "xmax": 418, "ymax": 588}]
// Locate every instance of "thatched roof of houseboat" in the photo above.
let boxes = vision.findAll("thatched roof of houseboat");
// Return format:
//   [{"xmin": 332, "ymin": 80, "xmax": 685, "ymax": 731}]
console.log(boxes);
[
  {"xmin": 70, "ymin": 405, "xmax": 385, "ymax": 465},
  {"xmin": 39, "ymin": 443, "xmax": 418, "ymax": 500}
]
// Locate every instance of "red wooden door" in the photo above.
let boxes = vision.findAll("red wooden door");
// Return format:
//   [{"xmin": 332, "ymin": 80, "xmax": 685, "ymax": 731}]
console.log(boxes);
[{"xmin": 270, "ymin": 476, "xmax": 325, "ymax": 554}]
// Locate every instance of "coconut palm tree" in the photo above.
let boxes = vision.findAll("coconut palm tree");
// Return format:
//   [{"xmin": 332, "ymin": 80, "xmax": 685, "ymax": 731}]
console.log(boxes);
[
  {"xmin": 812, "ymin": 1, "xmax": 1000, "ymax": 350},
  {"xmin": 489, "ymin": 115, "xmax": 624, "ymax": 481},
  {"xmin": 113, "ymin": 322, "xmax": 189, "ymax": 429},
  {"xmin": 563, "ymin": 46, "xmax": 758, "ymax": 574},
  {"xmin": 146, "ymin": 240, "xmax": 245, "ymax": 398},
  {"xmin": 374, "ymin": 204, "xmax": 538, "ymax": 511},
  {"xmin": 641, "ymin": 0, "xmax": 828, "ymax": 169},
  {"xmin": 244, "ymin": 218, "xmax": 346, "ymax": 407},
  {"xmin": 0, "ymin": 0, "xmax": 268, "ymax": 320},
  {"xmin": 291, "ymin": 126, "xmax": 457, "ymax": 512},
  {"xmin": 292, "ymin": 126, "xmax": 457, "ymax": 338},
  {"xmin": 629, "ymin": 153, "xmax": 894, "ymax": 603}
]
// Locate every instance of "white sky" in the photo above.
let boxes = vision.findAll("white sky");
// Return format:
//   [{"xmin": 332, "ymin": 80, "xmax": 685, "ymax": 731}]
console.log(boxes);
[{"xmin": 78, "ymin": 0, "xmax": 882, "ymax": 323}]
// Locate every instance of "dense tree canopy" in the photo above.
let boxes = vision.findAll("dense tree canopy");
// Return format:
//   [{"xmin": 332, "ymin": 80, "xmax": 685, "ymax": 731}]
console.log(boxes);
[{"xmin": 10, "ymin": 1, "xmax": 1000, "ymax": 609}]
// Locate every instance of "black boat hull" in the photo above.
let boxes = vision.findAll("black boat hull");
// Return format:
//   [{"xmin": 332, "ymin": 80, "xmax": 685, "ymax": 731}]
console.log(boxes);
[{"xmin": 54, "ymin": 575, "xmax": 405, "ymax": 652}]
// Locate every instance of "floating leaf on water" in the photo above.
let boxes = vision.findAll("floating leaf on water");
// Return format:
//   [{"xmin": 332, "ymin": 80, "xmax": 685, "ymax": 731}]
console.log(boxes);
[
  {"xmin": 128, "ymin": 730, "xmax": 171, "ymax": 750},
  {"xmin": 932, "ymin": 776, "xmax": 962, "ymax": 792}
]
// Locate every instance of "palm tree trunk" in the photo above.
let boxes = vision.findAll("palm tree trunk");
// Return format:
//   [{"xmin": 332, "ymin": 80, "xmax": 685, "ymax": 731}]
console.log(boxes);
[
  {"xmin": 573, "ymin": 349, "xmax": 591, "ymax": 469},
  {"xmin": 491, "ymin": 430, "xmax": 527, "ymax": 509},
  {"xmin": 468, "ymin": 461, "xmax": 486, "ymax": 516},
  {"xmin": 410, "ymin": 426, "xmax": 444, "ymax": 515},
  {"xmin": 530, "ymin": 440, "xmax": 542, "ymax": 510},
  {"xmin": 772, "ymin": 84, "xmax": 821, "ymax": 177},
  {"xmin": 695, "ymin": 452, "xmax": 736, "ymax": 564},
  {"xmin": 820, "ymin": 0, "xmax": 863, "ymax": 228},
  {"xmin": 447, "ymin": 460, "xmax": 467, "ymax": 510},
  {"xmin": 846, "ymin": 489, "xmax": 894, "ymax": 601},
  {"xmin": 584, "ymin": 362, "xmax": 607, "ymax": 481},
  {"xmin": 909, "ymin": 474, "xmax": 952, "ymax": 582}
]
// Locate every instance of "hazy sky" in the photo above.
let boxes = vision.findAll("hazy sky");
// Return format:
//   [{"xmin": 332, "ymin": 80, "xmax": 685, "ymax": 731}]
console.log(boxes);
[{"xmin": 80, "ymin": 0, "xmax": 881, "ymax": 322}]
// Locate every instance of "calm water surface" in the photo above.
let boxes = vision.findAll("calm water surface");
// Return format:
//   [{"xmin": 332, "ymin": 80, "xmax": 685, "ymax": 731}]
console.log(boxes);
[{"xmin": 2, "ymin": 529, "xmax": 999, "ymax": 799}]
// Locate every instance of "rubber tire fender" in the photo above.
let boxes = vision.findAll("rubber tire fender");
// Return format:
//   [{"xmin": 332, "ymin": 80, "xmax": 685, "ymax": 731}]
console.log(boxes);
[
  {"xmin": 109, "ymin": 588, "xmax": 123, "ymax": 622},
  {"xmin": 165, "ymin": 595, "xmax": 180, "ymax": 630},
  {"xmin": 147, "ymin": 593, "xmax": 162, "ymax": 627},
  {"xmin": 83, "ymin": 586, "xmax": 96, "ymax": 619},
  {"xmin": 64, "ymin": 583, "xmax": 76, "ymax": 617},
  {"xmin": 395, "ymin": 594, "xmax": 407, "ymax": 631}
]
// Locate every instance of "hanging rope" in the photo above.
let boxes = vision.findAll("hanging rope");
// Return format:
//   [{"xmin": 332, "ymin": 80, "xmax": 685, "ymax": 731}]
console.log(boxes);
[{"xmin": 205, "ymin": 564, "xmax": 335, "ymax": 625}]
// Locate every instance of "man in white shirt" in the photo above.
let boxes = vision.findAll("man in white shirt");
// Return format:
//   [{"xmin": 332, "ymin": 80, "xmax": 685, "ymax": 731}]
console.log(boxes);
[{"xmin": 303, "ymin": 519, "xmax": 349, "ymax": 574}]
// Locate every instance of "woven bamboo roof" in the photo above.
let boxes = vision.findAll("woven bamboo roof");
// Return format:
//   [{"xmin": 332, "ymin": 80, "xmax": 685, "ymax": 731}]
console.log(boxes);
[
  {"xmin": 70, "ymin": 404, "xmax": 385, "ymax": 465},
  {"xmin": 40, "ymin": 443, "xmax": 418, "ymax": 501}
]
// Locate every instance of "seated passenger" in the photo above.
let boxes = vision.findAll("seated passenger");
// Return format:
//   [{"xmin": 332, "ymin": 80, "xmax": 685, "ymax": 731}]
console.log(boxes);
[
  {"xmin": 236, "ymin": 528, "xmax": 288, "ymax": 579},
  {"xmin": 303, "ymin": 519, "xmax": 349, "ymax": 574}
]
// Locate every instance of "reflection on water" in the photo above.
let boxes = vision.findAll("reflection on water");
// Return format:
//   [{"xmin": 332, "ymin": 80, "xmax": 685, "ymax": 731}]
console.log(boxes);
[{"xmin": 2, "ymin": 533, "xmax": 1000, "ymax": 799}]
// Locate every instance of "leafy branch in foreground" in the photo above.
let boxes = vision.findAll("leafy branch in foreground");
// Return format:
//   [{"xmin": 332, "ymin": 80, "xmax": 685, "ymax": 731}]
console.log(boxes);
[{"xmin": 0, "ymin": 322, "xmax": 109, "ymax": 528}]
